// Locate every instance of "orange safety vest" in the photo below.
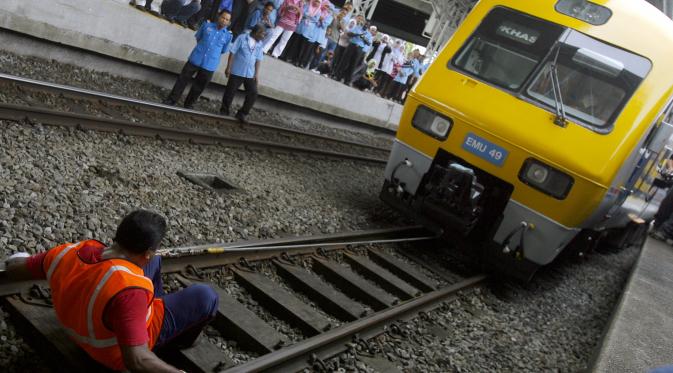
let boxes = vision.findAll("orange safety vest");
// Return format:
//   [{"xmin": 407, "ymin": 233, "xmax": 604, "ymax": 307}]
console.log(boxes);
[{"xmin": 42, "ymin": 240, "xmax": 165, "ymax": 370}]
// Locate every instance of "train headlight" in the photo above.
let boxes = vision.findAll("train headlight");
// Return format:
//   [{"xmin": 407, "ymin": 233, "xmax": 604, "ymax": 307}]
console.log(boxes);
[
  {"xmin": 412, "ymin": 106, "xmax": 453, "ymax": 141},
  {"xmin": 519, "ymin": 159, "xmax": 574, "ymax": 200}
]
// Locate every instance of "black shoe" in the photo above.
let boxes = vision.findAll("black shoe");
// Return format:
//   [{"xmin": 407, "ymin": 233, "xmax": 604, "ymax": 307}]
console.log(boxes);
[
  {"xmin": 176, "ymin": 20, "xmax": 188, "ymax": 28},
  {"xmin": 162, "ymin": 98, "xmax": 176, "ymax": 106},
  {"xmin": 235, "ymin": 111, "xmax": 248, "ymax": 123},
  {"xmin": 187, "ymin": 23, "xmax": 198, "ymax": 31},
  {"xmin": 219, "ymin": 107, "xmax": 230, "ymax": 116},
  {"xmin": 184, "ymin": 103, "xmax": 194, "ymax": 110}
]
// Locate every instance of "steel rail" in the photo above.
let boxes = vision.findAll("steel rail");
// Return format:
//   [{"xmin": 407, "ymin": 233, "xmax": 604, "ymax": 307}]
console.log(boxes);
[
  {"xmin": 221, "ymin": 274, "xmax": 487, "ymax": 373},
  {"xmin": 0, "ymin": 102, "xmax": 387, "ymax": 164},
  {"xmin": 0, "ymin": 73, "xmax": 391, "ymax": 153},
  {"xmin": 0, "ymin": 226, "xmax": 436, "ymax": 290}
]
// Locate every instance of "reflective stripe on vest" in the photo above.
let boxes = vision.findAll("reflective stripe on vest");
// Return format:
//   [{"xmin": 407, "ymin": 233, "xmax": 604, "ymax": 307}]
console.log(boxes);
[
  {"xmin": 64, "ymin": 326, "xmax": 118, "ymax": 348},
  {"xmin": 46, "ymin": 242, "xmax": 78, "ymax": 281},
  {"xmin": 86, "ymin": 265, "xmax": 153, "ymax": 343}
]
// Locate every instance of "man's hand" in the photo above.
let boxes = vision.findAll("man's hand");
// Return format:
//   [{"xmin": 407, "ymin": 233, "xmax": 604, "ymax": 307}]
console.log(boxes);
[
  {"xmin": 225, "ymin": 67, "xmax": 231, "ymax": 78},
  {"xmin": 4, "ymin": 254, "xmax": 33, "ymax": 281},
  {"xmin": 254, "ymin": 74, "xmax": 259, "ymax": 83}
]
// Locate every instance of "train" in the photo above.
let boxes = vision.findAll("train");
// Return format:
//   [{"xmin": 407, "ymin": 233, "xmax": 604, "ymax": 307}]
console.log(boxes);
[{"xmin": 380, "ymin": 0, "xmax": 673, "ymax": 279}]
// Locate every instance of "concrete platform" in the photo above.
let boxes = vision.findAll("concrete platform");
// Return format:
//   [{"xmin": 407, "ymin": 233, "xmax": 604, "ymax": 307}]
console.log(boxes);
[
  {"xmin": 0, "ymin": 0, "xmax": 402, "ymax": 130},
  {"xmin": 591, "ymin": 237, "xmax": 673, "ymax": 372}
]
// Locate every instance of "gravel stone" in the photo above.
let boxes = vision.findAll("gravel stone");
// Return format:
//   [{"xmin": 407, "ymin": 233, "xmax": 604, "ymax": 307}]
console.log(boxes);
[{"xmin": 329, "ymin": 245, "xmax": 639, "ymax": 372}]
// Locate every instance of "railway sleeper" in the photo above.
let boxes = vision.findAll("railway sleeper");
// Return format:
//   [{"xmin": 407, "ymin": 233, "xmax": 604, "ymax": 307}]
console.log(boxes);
[
  {"xmin": 366, "ymin": 249, "xmax": 438, "ymax": 292},
  {"xmin": 343, "ymin": 252, "xmax": 422, "ymax": 300},
  {"xmin": 159, "ymin": 336, "xmax": 234, "ymax": 373},
  {"xmin": 311, "ymin": 257, "xmax": 398, "ymax": 311},
  {"xmin": 175, "ymin": 275, "xmax": 285, "ymax": 354},
  {"xmin": 231, "ymin": 267, "xmax": 332, "ymax": 336},
  {"xmin": 3, "ymin": 295, "xmax": 109, "ymax": 373},
  {"xmin": 273, "ymin": 259, "xmax": 368, "ymax": 321}
]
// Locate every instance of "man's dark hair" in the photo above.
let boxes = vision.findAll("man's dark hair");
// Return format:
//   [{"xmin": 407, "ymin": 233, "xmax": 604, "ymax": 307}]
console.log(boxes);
[
  {"xmin": 114, "ymin": 210, "xmax": 167, "ymax": 254},
  {"xmin": 218, "ymin": 9, "xmax": 231, "ymax": 17},
  {"xmin": 264, "ymin": 1, "xmax": 274, "ymax": 8},
  {"xmin": 251, "ymin": 24, "xmax": 265, "ymax": 35}
]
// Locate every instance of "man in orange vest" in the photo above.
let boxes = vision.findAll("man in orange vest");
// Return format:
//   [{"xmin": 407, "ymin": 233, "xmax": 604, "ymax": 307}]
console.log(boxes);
[{"xmin": 4, "ymin": 210, "xmax": 219, "ymax": 372}]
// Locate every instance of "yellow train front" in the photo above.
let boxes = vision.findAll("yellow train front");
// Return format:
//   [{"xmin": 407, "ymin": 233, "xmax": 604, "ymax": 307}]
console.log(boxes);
[{"xmin": 381, "ymin": 0, "xmax": 673, "ymax": 277}]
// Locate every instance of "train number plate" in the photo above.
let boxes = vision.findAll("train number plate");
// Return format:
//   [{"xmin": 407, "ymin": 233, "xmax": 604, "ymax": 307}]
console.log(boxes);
[{"xmin": 461, "ymin": 133, "xmax": 509, "ymax": 167}]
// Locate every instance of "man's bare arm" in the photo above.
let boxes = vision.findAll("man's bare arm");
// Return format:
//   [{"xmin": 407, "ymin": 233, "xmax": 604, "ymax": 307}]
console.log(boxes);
[{"xmin": 121, "ymin": 344, "xmax": 182, "ymax": 373}]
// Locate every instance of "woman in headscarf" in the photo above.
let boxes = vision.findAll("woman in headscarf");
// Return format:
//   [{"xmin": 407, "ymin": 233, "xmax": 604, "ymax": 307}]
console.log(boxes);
[
  {"xmin": 376, "ymin": 39, "xmax": 403, "ymax": 97},
  {"xmin": 267, "ymin": 0, "xmax": 304, "ymax": 58},
  {"xmin": 297, "ymin": 0, "xmax": 333, "ymax": 68},
  {"xmin": 281, "ymin": 0, "xmax": 321, "ymax": 63}
]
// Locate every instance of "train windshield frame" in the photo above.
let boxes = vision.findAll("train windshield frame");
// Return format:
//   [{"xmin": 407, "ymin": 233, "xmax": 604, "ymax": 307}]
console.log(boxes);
[
  {"xmin": 451, "ymin": 7, "xmax": 565, "ymax": 91},
  {"xmin": 450, "ymin": 6, "xmax": 652, "ymax": 133}
]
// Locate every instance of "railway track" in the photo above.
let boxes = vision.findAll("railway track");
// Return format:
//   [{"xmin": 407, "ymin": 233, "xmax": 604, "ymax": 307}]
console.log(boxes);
[
  {"xmin": 0, "ymin": 73, "xmax": 390, "ymax": 164},
  {"xmin": 0, "ymin": 226, "xmax": 486, "ymax": 373}
]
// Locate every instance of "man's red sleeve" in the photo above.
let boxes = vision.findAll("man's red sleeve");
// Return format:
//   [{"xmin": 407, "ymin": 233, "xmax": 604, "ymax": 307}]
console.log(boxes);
[
  {"xmin": 25, "ymin": 252, "xmax": 48, "ymax": 280},
  {"xmin": 105, "ymin": 289, "xmax": 151, "ymax": 346}
]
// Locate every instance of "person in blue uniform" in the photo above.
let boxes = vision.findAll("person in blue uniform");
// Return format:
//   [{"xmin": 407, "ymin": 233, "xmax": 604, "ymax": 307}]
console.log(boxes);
[
  {"xmin": 163, "ymin": 10, "xmax": 233, "ymax": 109},
  {"xmin": 245, "ymin": 2, "xmax": 276, "ymax": 32},
  {"xmin": 219, "ymin": 24, "xmax": 267, "ymax": 123}
]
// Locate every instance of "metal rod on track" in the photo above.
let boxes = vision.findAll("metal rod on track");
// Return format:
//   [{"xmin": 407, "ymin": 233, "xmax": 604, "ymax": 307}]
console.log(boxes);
[{"xmin": 157, "ymin": 235, "xmax": 439, "ymax": 257}]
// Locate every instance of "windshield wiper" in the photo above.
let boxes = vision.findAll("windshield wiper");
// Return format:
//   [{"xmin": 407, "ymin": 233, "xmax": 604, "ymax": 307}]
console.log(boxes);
[{"xmin": 549, "ymin": 43, "xmax": 568, "ymax": 127}]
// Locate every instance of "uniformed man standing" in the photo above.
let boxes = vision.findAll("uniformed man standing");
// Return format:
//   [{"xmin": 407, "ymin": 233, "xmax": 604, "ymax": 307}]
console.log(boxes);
[
  {"xmin": 219, "ymin": 24, "xmax": 267, "ymax": 123},
  {"xmin": 163, "ymin": 10, "xmax": 233, "ymax": 109}
]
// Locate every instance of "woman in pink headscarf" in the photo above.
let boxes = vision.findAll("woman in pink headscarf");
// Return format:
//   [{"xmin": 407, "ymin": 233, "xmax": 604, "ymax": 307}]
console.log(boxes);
[
  {"xmin": 265, "ymin": 0, "xmax": 304, "ymax": 58},
  {"xmin": 284, "ymin": 0, "xmax": 322, "ymax": 64},
  {"xmin": 297, "ymin": 0, "xmax": 334, "ymax": 68}
]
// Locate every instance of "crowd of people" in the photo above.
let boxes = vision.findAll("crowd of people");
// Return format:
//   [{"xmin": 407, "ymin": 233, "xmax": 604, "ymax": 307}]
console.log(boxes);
[{"xmin": 131, "ymin": 0, "xmax": 429, "ymax": 120}]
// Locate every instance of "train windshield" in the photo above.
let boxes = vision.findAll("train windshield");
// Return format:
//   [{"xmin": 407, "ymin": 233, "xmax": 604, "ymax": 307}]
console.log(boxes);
[
  {"xmin": 451, "ymin": 6, "xmax": 652, "ymax": 132},
  {"xmin": 526, "ymin": 30, "xmax": 651, "ymax": 129},
  {"xmin": 452, "ymin": 7, "xmax": 565, "ymax": 90}
]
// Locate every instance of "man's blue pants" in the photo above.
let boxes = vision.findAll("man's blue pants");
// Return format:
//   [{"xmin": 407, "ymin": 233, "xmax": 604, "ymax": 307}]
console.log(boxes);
[{"xmin": 143, "ymin": 256, "xmax": 219, "ymax": 348}]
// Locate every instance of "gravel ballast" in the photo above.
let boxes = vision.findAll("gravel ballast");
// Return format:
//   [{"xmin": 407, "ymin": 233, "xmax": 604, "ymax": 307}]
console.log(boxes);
[
  {"xmin": 323, "ymin": 244, "xmax": 639, "ymax": 373},
  {"xmin": 0, "ymin": 50, "xmax": 642, "ymax": 373}
]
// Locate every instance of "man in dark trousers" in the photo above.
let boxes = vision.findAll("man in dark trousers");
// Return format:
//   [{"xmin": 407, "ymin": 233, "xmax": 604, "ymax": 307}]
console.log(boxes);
[
  {"xmin": 4, "ymin": 210, "xmax": 219, "ymax": 372},
  {"xmin": 651, "ymin": 157, "xmax": 673, "ymax": 241},
  {"xmin": 220, "ymin": 24, "xmax": 266, "ymax": 123},
  {"xmin": 163, "ymin": 10, "xmax": 233, "ymax": 109}
]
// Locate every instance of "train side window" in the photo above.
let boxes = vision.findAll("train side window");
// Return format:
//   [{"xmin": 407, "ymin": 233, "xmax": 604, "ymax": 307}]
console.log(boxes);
[{"xmin": 450, "ymin": 7, "xmax": 564, "ymax": 91}]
